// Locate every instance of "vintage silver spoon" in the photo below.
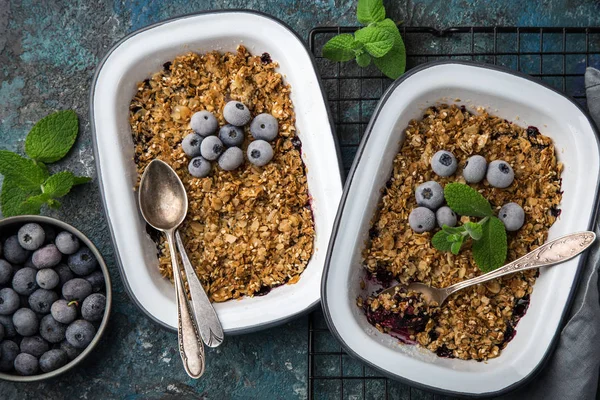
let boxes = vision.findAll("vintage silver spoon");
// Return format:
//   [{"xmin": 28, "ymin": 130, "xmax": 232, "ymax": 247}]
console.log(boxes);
[
  {"xmin": 380, "ymin": 231, "xmax": 596, "ymax": 306},
  {"xmin": 139, "ymin": 159, "xmax": 210, "ymax": 378}
]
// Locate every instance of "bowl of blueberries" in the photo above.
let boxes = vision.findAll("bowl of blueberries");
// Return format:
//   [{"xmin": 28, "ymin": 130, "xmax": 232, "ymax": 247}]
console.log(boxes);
[{"xmin": 0, "ymin": 215, "xmax": 111, "ymax": 381}]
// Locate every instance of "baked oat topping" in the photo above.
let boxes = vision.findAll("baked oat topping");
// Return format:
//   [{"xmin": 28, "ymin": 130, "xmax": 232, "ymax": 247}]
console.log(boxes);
[
  {"xmin": 361, "ymin": 104, "xmax": 562, "ymax": 361},
  {"xmin": 129, "ymin": 46, "xmax": 315, "ymax": 302}
]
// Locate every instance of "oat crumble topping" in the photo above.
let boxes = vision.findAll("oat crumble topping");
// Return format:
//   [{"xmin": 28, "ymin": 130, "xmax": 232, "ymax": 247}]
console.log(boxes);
[
  {"xmin": 361, "ymin": 104, "xmax": 563, "ymax": 361},
  {"xmin": 129, "ymin": 46, "xmax": 315, "ymax": 302}
]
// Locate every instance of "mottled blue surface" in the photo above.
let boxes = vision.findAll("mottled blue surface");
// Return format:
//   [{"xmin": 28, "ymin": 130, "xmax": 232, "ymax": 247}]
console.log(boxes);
[{"xmin": 1, "ymin": 0, "xmax": 600, "ymax": 399}]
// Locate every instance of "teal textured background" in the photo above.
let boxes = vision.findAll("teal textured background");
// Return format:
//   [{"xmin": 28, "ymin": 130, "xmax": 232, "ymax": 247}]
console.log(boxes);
[{"xmin": 1, "ymin": 1, "xmax": 600, "ymax": 399}]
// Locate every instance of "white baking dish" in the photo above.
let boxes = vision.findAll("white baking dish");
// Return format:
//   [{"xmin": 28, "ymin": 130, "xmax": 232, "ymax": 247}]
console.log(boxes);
[
  {"xmin": 90, "ymin": 11, "xmax": 342, "ymax": 333},
  {"xmin": 321, "ymin": 61, "xmax": 600, "ymax": 397}
]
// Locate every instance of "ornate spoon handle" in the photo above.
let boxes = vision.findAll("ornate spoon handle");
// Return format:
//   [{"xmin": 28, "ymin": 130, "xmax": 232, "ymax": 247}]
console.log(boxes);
[
  {"xmin": 175, "ymin": 230, "xmax": 224, "ymax": 348},
  {"xmin": 445, "ymin": 231, "xmax": 596, "ymax": 296},
  {"xmin": 166, "ymin": 230, "xmax": 205, "ymax": 379}
]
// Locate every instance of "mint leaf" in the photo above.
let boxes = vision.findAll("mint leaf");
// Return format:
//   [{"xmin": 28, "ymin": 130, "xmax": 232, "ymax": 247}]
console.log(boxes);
[
  {"xmin": 450, "ymin": 238, "xmax": 463, "ymax": 255},
  {"xmin": 432, "ymin": 230, "xmax": 453, "ymax": 252},
  {"xmin": 0, "ymin": 150, "xmax": 49, "ymax": 191},
  {"xmin": 464, "ymin": 221, "xmax": 483, "ymax": 240},
  {"xmin": 371, "ymin": 19, "xmax": 406, "ymax": 79},
  {"xmin": 323, "ymin": 34, "xmax": 357, "ymax": 62},
  {"xmin": 356, "ymin": 52, "xmax": 371, "ymax": 67},
  {"xmin": 355, "ymin": 25, "xmax": 394, "ymax": 58},
  {"xmin": 1, "ymin": 178, "xmax": 42, "ymax": 216},
  {"xmin": 25, "ymin": 110, "xmax": 79, "ymax": 163},
  {"xmin": 357, "ymin": 0, "xmax": 385, "ymax": 25},
  {"xmin": 42, "ymin": 171, "xmax": 75, "ymax": 198},
  {"xmin": 73, "ymin": 176, "xmax": 92, "ymax": 185},
  {"xmin": 22, "ymin": 193, "xmax": 52, "ymax": 212},
  {"xmin": 445, "ymin": 183, "xmax": 493, "ymax": 218},
  {"xmin": 442, "ymin": 225, "xmax": 464, "ymax": 235},
  {"xmin": 472, "ymin": 216, "xmax": 507, "ymax": 272}
]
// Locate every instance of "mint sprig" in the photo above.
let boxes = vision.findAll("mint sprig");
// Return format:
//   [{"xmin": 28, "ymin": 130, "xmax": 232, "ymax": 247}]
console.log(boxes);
[
  {"xmin": 431, "ymin": 183, "xmax": 507, "ymax": 272},
  {"xmin": 0, "ymin": 111, "xmax": 91, "ymax": 217},
  {"xmin": 322, "ymin": 0, "xmax": 406, "ymax": 79}
]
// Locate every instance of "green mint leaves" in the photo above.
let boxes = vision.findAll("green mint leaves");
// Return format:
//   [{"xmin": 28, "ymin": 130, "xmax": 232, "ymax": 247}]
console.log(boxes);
[
  {"xmin": 444, "ymin": 182, "xmax": 493, "ymax": 217},
  {"xmin": 25, "ymin": 110, "xmax": 79, "ymax": 163},
  {"xmin": 431, "ymin": 183, "xmax": 507, "ymax": 272},
  {"xmin": 472, "ymin": 217, "xmax": 508, "ymax": 273},
  {"xmin": 357, "ymin": 0, "xmax": 385, "ymax": 25},
  {"xmin": 322, "ymin": 0, "xmax": 406, "ymax": 79},
  {"xmin": 0, "ymin": 110, "xmax": 90, "ymax": 217}
]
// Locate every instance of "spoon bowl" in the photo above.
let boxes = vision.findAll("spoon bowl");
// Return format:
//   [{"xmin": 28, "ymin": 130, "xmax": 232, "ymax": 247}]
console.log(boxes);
[{"xmin": 139, "ymin": 159, "xmax": 188, "ymax": 231}]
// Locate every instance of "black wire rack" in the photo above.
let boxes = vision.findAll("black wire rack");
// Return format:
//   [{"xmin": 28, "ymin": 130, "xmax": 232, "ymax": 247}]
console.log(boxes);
[{"xmin": 307, "ymin": 26, "xmax": 600, "ymax": 400}]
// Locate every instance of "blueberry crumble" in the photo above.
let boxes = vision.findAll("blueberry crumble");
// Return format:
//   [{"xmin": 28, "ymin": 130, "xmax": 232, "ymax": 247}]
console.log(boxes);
[{"xmin": 361, "ymin": 104, "xmax": 563, "ymax": 361}]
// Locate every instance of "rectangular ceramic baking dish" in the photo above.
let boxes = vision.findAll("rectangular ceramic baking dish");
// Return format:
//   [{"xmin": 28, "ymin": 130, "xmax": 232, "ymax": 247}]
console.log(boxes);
[
  {"xmin": 321, "ymin": 61, "xmax": 600, "ymax": 397},
  {"xmin": 90, "ymin": 11, "xmax": 342, "ymax": 333}
]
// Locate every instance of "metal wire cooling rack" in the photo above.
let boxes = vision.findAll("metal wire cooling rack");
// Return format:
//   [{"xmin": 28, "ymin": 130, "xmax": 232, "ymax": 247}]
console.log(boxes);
[{"xmin": 307, "ymin": 26, "xmax": 600, "ymax": 400}]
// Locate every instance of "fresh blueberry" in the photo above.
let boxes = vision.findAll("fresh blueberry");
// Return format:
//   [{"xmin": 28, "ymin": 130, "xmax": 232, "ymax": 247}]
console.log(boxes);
[
  {"xmin": 190, "ymin": 111, "xmax": 218, "ymax": 136},
  {"xmin": 0, "ymin": 340, "xmax": 19, "ymax": 371},
  {"xmin": 67, "ymin": 247, "xmax": 97, "ymax": 276},
  {"xmin": 487, "ymin": 160, "xmax": 515, "ymax": 188},
  {"xmin": 431, "ymin": 150, "xmax": 457, "ymax": 177},
  {"xmin": 66, "ymin": 320, "xmax": 96, "ymax": 349},
  {"xmin": 36, "ymin": 269, "xmax": 59, "ymax": 290},
  {"xmin": 11, "ymin": 267, "xmax": 39, "ymax": 295},
  {"xmin": 247, "ymin": 140, "xmax": 273, "ymax": 167},
  {"xmin": 188, "ymin": 156, "xmax": 212, "ymax": 178},
  {"xmin": 14, "ymin": 353, "xmax": 38, "ymax": 375},
  {"xmin": 415, "ymin": 181, "xmax": 444, "ymax": 210},
  {"xmin": 42, "ymin": 225, "xmax": 57, "ymax": 244},
  {"xmin": 499, "ymin": 202, "xmax": 525, "ymax": 231},
  {"xmin": 0, "ymin": 288, "xmax": 20, "ymax": 315},
  {"xmin": 436, "ymin": 206, "xmax": 458, "ymax": 228},
  {"xmin": 54, "ymin": 231, "xmax": 80, "ymax": 255},
  {"xmin": 0, "ymin": 323, "xmax": 4, "ymax": 342},
  {"xmin": 83, "ymin": 271, "xmax": 105, "ymax": 293},
  {"xmin": 60, "ymin": 340, "xmax": 82, "ymax": 360},
  {"xmin": 39, "ymin": 349, "xmax": 68, "ymax": 372},
  {"xmin": 0, "ymin": 315, "xmax": 17, "ymax": 338},
  {"xmin": 28, "ymin": 289, "xmax": 58, "ymax": 314},
  {"xmin": 62, "ymin": 278, "xmax": 92, "ymax": 302},
  {"xmin": 223, "ymin": 101, "xmax": 251, "ymax": 126},
  {"xmin": 218, "ymin": 124, "xmax": 245, "ymax": 147},
  {"xmin": 20, "ymin": 335, "xmax": 49, "ymax": 357},
  {"xmin": 54, "ymin": 264, "xmax": 74, "ymax": 288},
  {"xmin": 462, "ymin": 155, "xmax": 487, "ymax": 183},
  {"xmin": 181, "ymin": 133, "xmax": 204, "ymax": 157},
  {"xmin": 0, "ymin": 260, "xmax": 13, "ymax": 285},
  {"xmin": 17, "ymin": 223, "xmax": 46, "ymax": 251},
  {"xmin": 200, "ymin": 136, "xmax": 224, "ymax": 161},
  {"xmin": 409, "ymin": 207, "xmax": 436, "ymax": 233},
  {"xmin": 81, "ymin": 294, "xmax": 106, "ymax": 322},
  {"xmin": 250, "ymin": 113, "xmax": 278, "ymax": 141},
  {"xmin": 39, "ymin": 315, "xmax": 66, "ymax": 344},
  {"xmin": 4, "ymin": 235, "xmax": 30, "ymax": 264},
  {"xmin": 12, "ymin": 308, "xmax": 39, "ymax": 336},
  {"xmin": 51, "ymin": 300, "xmax": 77, "ymax": 325},
  {"xmin": 32, "ymin": 244, "xmax": 62, "ymax": 269},
  {"xmin": 218, "ymin": 147, "xmax": 244, "ymax": 171}
]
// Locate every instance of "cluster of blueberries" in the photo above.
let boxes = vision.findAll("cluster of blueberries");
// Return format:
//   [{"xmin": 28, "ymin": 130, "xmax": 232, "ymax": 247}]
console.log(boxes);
[
  {"xmin": 183, "ymin": 101, "xmax": 278, "ymax": 178},
  {"xmin": 409, "ymin": 150, "xmax": 525, "ymax": 233},
  {"xmin": 0, "ymin": 223, "xmax": 106, "ymax": 376}
]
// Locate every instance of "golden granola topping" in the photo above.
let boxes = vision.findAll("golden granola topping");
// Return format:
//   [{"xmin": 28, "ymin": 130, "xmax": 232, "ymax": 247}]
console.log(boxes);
[
  {"xmin": 362, "ymin": 104, "xmax": 562, "ymax": 361},
  {"xmin": 129, "ymin": 46, "xmax": 315, "ymax": 302}
]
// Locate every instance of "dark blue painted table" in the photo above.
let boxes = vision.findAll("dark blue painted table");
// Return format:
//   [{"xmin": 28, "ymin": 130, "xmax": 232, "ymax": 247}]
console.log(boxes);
[{"xmin": 1, "ymin": 1, "xmax": 599, "ymax": 398}]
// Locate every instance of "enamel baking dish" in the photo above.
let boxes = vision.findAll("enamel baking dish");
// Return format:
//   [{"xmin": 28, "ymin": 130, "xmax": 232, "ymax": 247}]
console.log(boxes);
[
  {"xmin": 90, "ymin": 11, "xmax": 342, "ymax": 333},
  {"xmin": 321, "ymin": 61, "xmax": 600, "ymax": 397}
]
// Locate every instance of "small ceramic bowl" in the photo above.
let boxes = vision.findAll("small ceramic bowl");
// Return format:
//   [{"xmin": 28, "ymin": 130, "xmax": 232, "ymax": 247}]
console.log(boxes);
[
  {"xmin": 322, "ymin": 61, "xmax": 600, "ymax": 397},
  {"xmin": 0, "ymin": 215, "xmax": 112, "ymax": 382}
]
